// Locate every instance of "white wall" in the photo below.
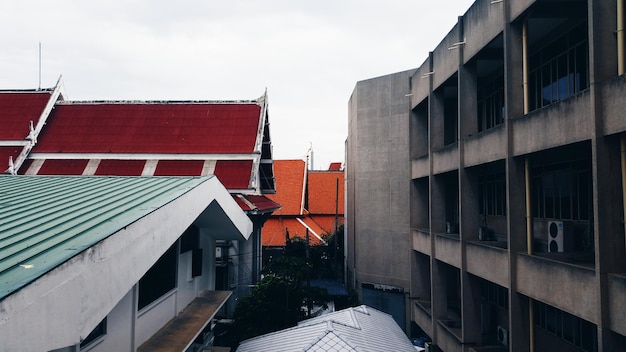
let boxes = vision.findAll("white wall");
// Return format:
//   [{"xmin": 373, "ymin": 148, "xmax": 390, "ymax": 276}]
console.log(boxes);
[{"xmin": 61, "ymin": 235, "xmax": 220, "ymax": 352}]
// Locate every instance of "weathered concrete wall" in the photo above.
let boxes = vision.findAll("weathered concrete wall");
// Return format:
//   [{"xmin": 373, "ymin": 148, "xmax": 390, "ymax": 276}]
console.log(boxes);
[
  {"xmin": 517, "ymin": 254, "xmax": 598, "ymax": 323},
  {"xmin": 466, "ymin": 242, "xmax": 509, "ymax": 287},
  {"xmin": 512, "ymin": 91, "xmax": 592, "ymax": 156},
  {"xmin": 347, "ymin": 69, "xmax": 415, "ymax": 292},
  {"xmin": 462, "ymin": 0, "xmax": 505, "ymax": 62}
]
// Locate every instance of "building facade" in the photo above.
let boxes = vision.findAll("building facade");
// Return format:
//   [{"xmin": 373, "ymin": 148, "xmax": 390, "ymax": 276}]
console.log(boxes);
[{"xmin": 347, "ymin": 0, "xmax": 626, "ymax": 351}]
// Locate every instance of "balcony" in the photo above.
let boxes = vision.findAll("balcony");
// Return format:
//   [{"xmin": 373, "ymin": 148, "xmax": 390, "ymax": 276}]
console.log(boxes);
[
  {"xmin": 466, "ymin": 241, "xmax": 509, "ymax": 287},
  {"xmin": 464, "ymin": 125, "xmax": 506, "ymax": 168},
  {"xmin": 516, "ymin": 253, "xmax": 597, "ymax": 323},
  {"xmin": 434, "ymin": 233, "xmax": 461, "ymax": 268},
  {"xmin": 412, "ymin": 298, "xmax": 433, "ymax": 337},
  {"xmin": 432, "ymin": 143, "xmax": 459, "ymax": 175},
  {"xmin": 412, "ymin": 228, "xmax": 431, "ymax": 255}
]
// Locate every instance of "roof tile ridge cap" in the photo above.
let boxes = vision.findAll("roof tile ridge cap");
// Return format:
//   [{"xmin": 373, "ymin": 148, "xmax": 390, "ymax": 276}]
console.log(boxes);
[
  {"xmin": 304, "ymin": 324, "xmax": 360, "ymax": 352},
  {"xmin": 56, "ymin": 99, "xmax": 259, "ymax": 105},
  {"xmin": 303, "ymin": 322, "xmax": 359, "ymax": 352},
  {"xmin": 348, "ymin": 308, "xmax": 363, "ymax": 331},
  {"xmin": 0, "ymin": 88, "xmax": 55, "ymax": 93}
]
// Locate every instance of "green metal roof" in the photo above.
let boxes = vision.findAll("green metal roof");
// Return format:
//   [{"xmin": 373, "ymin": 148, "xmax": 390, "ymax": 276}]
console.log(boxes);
[{"xmin": 0, "ymin": 175, "xmax": 212, "ymax": 300}]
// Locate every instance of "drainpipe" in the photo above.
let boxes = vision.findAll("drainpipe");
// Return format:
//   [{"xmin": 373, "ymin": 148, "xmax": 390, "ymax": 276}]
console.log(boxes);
[
  {"xmin": 621, "ymin": 136, "xmax": 626, "ymax": 260},
  {"xmin": 523, "ymin": 20, "xmax": 530, "ymax": 115},
  {"xmin": 522, "ymin": 18, "xmax": 535, "ymax": 352},
  {"xmin": 619, "ymin": 0, "xmax": 625, "ymax": 75},
  {"xmin": 525, "ymin": 156, "xmax": 534, "ymax": 352}
]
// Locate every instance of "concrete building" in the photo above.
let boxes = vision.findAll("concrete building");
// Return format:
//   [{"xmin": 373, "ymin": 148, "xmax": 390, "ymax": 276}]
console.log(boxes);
[{"xmin": 347, "ymin": 0, "xmax": 626, "ymax": 351}]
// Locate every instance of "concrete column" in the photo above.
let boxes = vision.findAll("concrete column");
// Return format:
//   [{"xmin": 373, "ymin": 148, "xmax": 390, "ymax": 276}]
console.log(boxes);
[
  {"xmin": 503, "ymin": 2, "xmax": 531, "ymax": 350},
  {"xmin": 589, "ymin": 1, "xmax": 623, "ymax": 350}
]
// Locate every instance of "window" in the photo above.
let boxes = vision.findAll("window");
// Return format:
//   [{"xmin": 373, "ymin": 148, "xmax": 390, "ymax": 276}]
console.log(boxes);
[
  {"xmin": 479, "ymin": 173, "xmax": 507, "ymax": 217},
  {"xmin": 138, "ymin": 243, "xmax": 177, "ymax": 310},
  {"xmin": 477, "ymin": 73, "xmax": 504, "ymax": 132},
  {"xmin": 529, "ymin": 21, "xmax": 589, "ymax": 111},
  {"xmin": 532, "ymin": 160, "xmax": 590, "ymax": 221},
  {"xmin": 80, "ymin": 317, "xmax": 107, "ymax": 349},
  {"xmin": 535, "ymin": 300, "xmax": 597, "ymax": 352},
  {"xmin": 481, "ymin": 280, "xmax": 508, "ymax": 310}
]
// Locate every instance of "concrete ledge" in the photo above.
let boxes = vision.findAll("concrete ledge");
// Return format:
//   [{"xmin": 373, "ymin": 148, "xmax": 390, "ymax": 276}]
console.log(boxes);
[{"xmin": 138, "ymin": 290, "xmax": 232, "ymax": 352}]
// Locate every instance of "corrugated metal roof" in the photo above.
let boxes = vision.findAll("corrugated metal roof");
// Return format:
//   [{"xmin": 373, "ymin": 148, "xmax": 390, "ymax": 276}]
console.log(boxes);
[
  {"xmin": 0, "ymin": 175, "xmax": 211, "ymax": 300},
  {"xmin": 236, "ymin": 305, "xmax": 416, "ymax": 352}
]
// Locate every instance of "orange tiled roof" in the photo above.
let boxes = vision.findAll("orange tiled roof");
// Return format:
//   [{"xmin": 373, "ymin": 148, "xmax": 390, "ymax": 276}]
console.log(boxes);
[
  {"xmin": 266, "ymin": 159, "xmax": 306, "ymax": 215},
  {"xmin": 307, "ymin": 171, "xmax": 344, "ymax": 215},
  {"xmin": 262, "ymin": 216, "xmax": 326, "ymax": 247}
]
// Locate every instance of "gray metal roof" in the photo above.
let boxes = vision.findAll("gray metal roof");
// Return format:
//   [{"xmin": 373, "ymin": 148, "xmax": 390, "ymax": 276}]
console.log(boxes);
[
  {"xmin": 0, "ymin": 175, "xmax": 211, "ymax": 300},
  {"xmin": 236, "ymin": 305, "xmax": 416, "ymax": 352}
]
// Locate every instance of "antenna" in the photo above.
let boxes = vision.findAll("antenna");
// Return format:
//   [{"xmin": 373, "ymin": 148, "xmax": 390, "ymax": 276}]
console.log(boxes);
[{"xmin": 38, "ymin": 42, "xmax": 41, "ymax": 90}]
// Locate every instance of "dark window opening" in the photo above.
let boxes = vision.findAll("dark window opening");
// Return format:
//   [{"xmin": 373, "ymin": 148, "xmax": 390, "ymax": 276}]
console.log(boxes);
[
  {"xmin": 80, "ymin": 317, "xmax": 107, "ymax": 349},
  {"xmin": 192, "ymin": 248, "xmax": 203, "ymax": 278},
  {"xmin": 534, "ymin": 300, "xmax": 597, "ymax": 352},
  {"xmin": 477, "ymin": 73, "xmax": 504, "ymax": 132},
  {"xmin": 180, "ymin": 225, "xmax": 199, "ymax": 253},
  {"xmin": 481, "ymin": 280, "xmax": 508, "ymax": 310},
  {"xmin": 138, "ymin": 243, "xmax": 177, "ymax": 310},
  {"xmin": 532, "ymin": 160, "xmax": 590, "ymax": 221},
  {"xmin": 479, "ymin": 173, "xmax": 507, "ymax": 217},
  {"xmin": 444, "ymin": 95, "xmax": 458, "ymax": 146},
  {"xmin": 529, "ymin": 21, "xmax": 589, "ymax": 111}
]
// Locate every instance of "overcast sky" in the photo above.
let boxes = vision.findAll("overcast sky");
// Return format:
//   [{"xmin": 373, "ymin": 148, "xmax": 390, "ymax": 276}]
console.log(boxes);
[{"xmin": 1, "ymin": 0, "xmax": 474, "ymax": 170}]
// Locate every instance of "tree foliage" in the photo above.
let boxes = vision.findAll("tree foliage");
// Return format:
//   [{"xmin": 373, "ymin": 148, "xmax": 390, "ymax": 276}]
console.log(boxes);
[{"xmin": 231, "ymin": 234, "xmax": 336, "ymax": 345}]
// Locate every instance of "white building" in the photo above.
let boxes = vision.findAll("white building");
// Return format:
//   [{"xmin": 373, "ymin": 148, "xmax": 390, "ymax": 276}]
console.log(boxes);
[{"xmin": 0, "ymin": 175, "xmax": 252, "ymax": 352}]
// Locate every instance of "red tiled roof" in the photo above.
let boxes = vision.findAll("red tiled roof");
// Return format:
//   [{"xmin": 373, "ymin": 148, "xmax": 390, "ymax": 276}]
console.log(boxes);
[
  {"xmin": 266, "ymin": 159, "xmax": 306, "ymax": 215},
  {"xmin": 214, "ymin": 160, "xmax": 253, "ymax": 189},
  {"xmin": 328, "ymin": 162, "xmax": 342, "ymax": 171},
  {"xmin": 37, "ymin": 159, "xmax": 89, "ymax": 175},
  {"xmin": 262, "ymin": 216, "xmax": 326, "ymax": 247},
  {"xmin": 234, "ymin": 194, "xmax": 281, "ymax": 213},
  {"xmin": 33, "ymin": 103, "xmax": 262, "ymax": 154},
  {"xmin": 154, "ymin": 160, "xmax": 204, "ymax": 176},
  {"xmin": 95, "ymin": 160, "xmax": 146, "ymax": 176},
  {"xmin": 0, "ymin": 147, "xmax": 22, "ymax": 167},
  {"xmin": 0, "ymin": 92, "xmax": 52, "ymax": 140},
  {"xmin": 307, "ymin": 171, "xmax": 344, "ymax": 215}
]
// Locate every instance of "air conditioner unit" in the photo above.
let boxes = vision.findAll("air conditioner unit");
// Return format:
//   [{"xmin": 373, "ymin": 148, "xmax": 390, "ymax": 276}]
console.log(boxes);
[
  {"xmin": 497, "ymin": 325, "xmax": 508, "ymax": 346},
  {"xmin": 547, "ymin": 221, "xmax": 566, "ymax": 252}
]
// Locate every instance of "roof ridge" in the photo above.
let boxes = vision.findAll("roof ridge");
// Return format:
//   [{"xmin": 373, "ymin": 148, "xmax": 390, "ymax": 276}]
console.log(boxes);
[
  {"xmin": 303, "ymin": 323, "xmax": 360, "ymax": 352},
  {"xmin": 56, "ymin": 99, "xmax": 261, "ymax": 105}
]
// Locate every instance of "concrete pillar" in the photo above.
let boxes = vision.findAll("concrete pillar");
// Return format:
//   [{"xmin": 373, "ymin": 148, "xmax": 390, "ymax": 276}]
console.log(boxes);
[
  {"xmin": 503, "ymin": 1, "xmax": 531, "ymax": 349},
  {"xmin": 589, "ymin": 1, "xmax": 624, "ymax": 350}
]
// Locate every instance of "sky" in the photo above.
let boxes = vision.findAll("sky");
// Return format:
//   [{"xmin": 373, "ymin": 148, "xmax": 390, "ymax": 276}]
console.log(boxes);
[{"xmin": 1, "ymin": 0, "xmax": 474, "ymax": 170}]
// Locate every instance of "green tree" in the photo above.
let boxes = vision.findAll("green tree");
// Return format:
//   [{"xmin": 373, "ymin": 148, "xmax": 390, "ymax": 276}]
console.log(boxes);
[{"xmin": 231, "ymin": 243, "xmax": 330, "ymax": 345}]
